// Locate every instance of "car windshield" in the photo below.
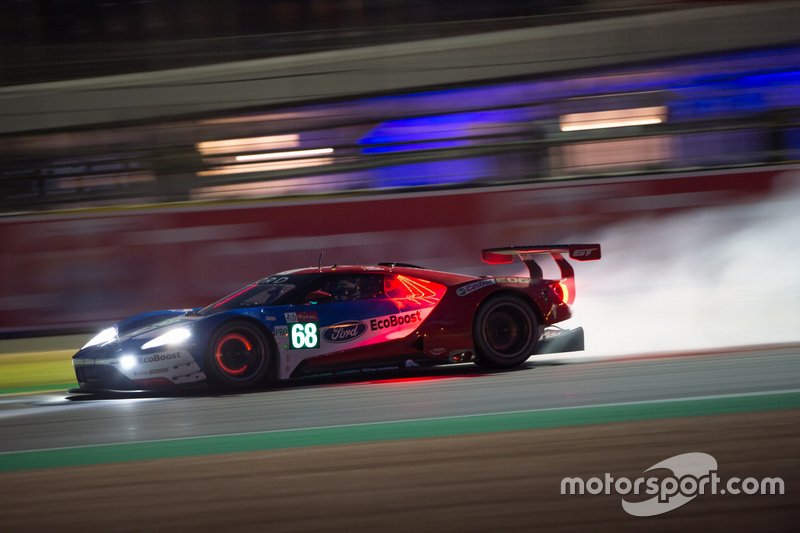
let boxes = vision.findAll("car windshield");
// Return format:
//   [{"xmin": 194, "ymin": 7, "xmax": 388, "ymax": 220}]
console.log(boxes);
[{"xmin": 198, "ymin": 274, "xmax": 315, "ymax": 315}]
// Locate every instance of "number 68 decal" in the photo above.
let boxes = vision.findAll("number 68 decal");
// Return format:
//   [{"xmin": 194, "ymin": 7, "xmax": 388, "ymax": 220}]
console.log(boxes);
[{"xmin": 290, "ymin": 322, "xmax": 319, "ymax": 349}]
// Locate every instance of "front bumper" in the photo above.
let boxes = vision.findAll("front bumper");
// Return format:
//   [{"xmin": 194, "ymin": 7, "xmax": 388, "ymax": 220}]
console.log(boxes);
[
  {"xmin": 72, "ymin": 347, "xmax": 206, "ymax": 391},
  {"xmin": 74, "ymin": 363, "xmax": 141, "ymax": 390}
]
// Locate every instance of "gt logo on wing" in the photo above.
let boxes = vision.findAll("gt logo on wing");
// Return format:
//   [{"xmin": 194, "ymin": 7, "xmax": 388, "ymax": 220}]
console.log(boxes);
[{"xmin": 570, "ymin": 247, "xmax": 601, "ymax": 260}]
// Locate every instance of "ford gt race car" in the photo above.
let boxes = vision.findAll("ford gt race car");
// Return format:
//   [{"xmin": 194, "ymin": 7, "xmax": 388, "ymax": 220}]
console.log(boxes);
[{"xmin": 72, "ymin": 244, "xmax": 600, "ymax": 392}]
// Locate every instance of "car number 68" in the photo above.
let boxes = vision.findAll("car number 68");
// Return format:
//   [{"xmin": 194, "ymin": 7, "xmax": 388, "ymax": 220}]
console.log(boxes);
[{"xmin": 290, "ymin": 322, "xmax": 319, "ymax": 349}]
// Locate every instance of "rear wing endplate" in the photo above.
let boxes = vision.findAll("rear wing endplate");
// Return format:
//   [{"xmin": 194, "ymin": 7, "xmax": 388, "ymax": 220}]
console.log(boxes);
[{"xmin": 481, "ymin": 244, "xmax": 601, "ymax": 304}]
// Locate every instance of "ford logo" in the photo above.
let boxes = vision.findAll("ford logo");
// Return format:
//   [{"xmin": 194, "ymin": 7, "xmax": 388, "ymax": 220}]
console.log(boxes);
[{"xmin": 323, "ymin": 321, "xmax": 367, "ymax": 343}]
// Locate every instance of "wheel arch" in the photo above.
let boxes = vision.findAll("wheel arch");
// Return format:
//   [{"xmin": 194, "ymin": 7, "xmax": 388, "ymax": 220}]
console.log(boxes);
[
  {"xmin": 475, "ymin": 288, "xmax": 544, "ymax": 326},
  {"xmin": 208, "ymin": 315, "xmax": 279, "ymax": 381}
]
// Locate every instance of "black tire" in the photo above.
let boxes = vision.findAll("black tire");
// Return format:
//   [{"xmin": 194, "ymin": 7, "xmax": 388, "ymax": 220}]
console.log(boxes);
[
  {"xmin": 473, "ymin": 294, "xmax": 539, "ymax": 369},
  {"xmin": 205, "ymin": 321, "xmax": 271, "ymax": 390}
]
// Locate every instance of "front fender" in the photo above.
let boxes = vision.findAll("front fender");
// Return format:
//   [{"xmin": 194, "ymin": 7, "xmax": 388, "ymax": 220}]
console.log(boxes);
[{"xmin": 116, "ymin": 309, "xmax": 197, "ymax": 336}]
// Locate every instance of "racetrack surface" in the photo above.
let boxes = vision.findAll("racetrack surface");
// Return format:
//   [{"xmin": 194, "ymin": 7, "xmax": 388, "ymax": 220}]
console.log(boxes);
[
  {"xmin": 2, "ymin": 346, "xmax": 799, "ymax": 531},
  {"xmin": 1, "ymin": 345, "xmax": 799, "ymax": 454},
  {"xmin": 3, "ymin": 409, "xmax": 798, "ymax": 532}
]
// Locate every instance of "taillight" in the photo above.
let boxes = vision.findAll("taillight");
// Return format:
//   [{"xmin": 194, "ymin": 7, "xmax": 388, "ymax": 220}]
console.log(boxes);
[{"xmin": 552, "ymin": 280, "xmax": 570, "ymax": 305}]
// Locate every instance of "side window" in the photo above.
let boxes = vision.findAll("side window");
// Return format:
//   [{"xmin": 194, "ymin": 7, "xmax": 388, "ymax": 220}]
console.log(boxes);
[{"xmin": 318, "ymin": 275, "xmax": 385, "ymax": 302}]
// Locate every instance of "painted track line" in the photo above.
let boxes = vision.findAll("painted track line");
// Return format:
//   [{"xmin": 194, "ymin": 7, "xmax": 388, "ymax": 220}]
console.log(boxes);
[
  {"xmin": 2, "ymin": 388, "xmax": 799, "ymax": 472},
  {"xmin": 4, "ymin": 387, "xmax": 800, "ymax": 455}
]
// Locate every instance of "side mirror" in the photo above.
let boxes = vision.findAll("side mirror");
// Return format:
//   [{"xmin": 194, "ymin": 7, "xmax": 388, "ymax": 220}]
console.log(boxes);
[{"xmin": 305, "ymin": 290, "xmax": 333, "ymax": 304}]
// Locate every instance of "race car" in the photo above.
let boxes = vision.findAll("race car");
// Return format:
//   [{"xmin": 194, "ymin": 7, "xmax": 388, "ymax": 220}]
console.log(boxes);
[{"xmin": 72, "ymin": 244, "xmax": 600, "ymax": 391}]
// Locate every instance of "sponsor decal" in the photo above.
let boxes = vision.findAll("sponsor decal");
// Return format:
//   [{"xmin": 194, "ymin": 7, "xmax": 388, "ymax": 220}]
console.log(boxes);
[
  {"xmin": 323, "ymin": 321, "xmax": 368, "ymax": 343},
  {"xmin": 456, "ymin": 279, "xmax": 496, "ymax": 296},
  {"xmin": 370, "ymin": 310, "xmax": 423, "ymax": 331},
  {"xmin": 285, "ymin": 311, "xmax": 318, "ymax": 323},
  {"xmin": 495, "ymin": 277, "xmax": 531, "ymax": 284},
  {"xmin": 274, "ymin": 325, "xmax": 289, "ymax": 337},
  {"xmin": 262, "ymin": 276, "xmax": 290, "ymax": 284},
  {"xmin": 138, "ymin": 352, "xmax": 182, "ymax": 364},
  {"xmin": 135, "ymin": 367, "xmax": 170, "ymax": 376}
]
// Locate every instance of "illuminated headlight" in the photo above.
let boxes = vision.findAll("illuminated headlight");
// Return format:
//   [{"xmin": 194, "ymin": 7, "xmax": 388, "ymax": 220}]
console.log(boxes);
[
  {"xmin": 82, "ymin": 327, "xmax": 118, "ymax": 349},
  {"xmin": 141, "ymin": 327, "xmax": 191, "ymax": 350},
  {"xmin": 120, "ymin": 354, "xmax": 137, "ymax": 371}
]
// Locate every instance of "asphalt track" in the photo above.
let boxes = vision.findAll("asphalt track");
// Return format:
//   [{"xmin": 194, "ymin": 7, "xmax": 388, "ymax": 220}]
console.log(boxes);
[
  {"xmin": 2, "ymin": 346, "xmax": 799, "ymax": 531},
  {"xmin": 1, "ymin": 345, "xmax": 799, "ymax": 455}
]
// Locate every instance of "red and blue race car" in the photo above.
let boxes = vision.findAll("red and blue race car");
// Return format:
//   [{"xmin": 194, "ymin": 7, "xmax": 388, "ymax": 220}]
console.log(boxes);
[{"xmin": 72, "ymin": 244, "xmax": 600, "ymax": 391}]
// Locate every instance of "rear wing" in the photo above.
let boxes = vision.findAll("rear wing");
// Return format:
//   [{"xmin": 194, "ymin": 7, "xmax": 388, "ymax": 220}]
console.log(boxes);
[{"xmin": 481, "ymin": 244, "xmax": 601, "ymax": 304}]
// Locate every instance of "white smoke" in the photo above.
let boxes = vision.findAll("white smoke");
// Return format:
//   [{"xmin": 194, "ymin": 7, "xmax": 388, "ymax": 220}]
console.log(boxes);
[{"xmin": 562, "ymin": 171, "xmax": 800, "ymax": 357}]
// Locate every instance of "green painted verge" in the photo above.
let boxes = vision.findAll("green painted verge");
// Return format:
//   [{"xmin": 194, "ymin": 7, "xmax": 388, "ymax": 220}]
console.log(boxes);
[
  {"xmin": 0, "ymin": 350, "xmax": 76, "ymax": 392},
  {"xmin": 2, "ymin": 390, "xmax": 799, "ymax": 472},
  {"xmin": 0, "ymin": 383, "xmax": 77, "ymax": 396}
]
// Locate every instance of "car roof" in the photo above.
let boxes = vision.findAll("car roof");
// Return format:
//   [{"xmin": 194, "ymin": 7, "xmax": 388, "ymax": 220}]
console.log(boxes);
[{"xmin": 280, "ymin": 265, "xmax": 478, "ymax": 286}]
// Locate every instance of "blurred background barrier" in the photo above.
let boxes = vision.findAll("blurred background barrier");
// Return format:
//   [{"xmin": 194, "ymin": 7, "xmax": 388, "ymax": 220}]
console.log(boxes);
[
  {"xmin": 2, "ymin": 1, "xmax": 789, "ymax": 90},
  {"xmin": 1, "ymin": 0, "xmax": 799, "ymax": 335},
  {"xmin": 3, "ymin": 1, "xmax": 800, "ymax": 133},
  {"xmin": 0, "ymin": 165, "xmax": 795, "ymax": 334}
]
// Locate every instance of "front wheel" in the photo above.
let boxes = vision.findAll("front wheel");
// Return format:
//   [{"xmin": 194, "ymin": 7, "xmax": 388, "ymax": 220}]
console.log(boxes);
[
  {"xmin": 473, "ymin": 295, "xmax": 539, "ymax": 369},
  {"xmin": 205, "ymin": 321, "xmax": 271, "ymax": 390}
]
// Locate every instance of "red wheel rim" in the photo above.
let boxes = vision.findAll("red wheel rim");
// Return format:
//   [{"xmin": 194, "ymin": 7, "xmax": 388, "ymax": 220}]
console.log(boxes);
[{"xmin": 214, "ymin": 333, "xmax": 253, "ymax": 376}]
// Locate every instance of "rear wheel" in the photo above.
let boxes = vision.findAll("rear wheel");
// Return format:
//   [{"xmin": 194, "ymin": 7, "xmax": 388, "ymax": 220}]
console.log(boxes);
[
  {"xmin": 205, "ymin": 321, "xmax": 271, "ymax": 390},
  {"xmin": 473, "ymin": 295, "xmax": 539, "ymax": 369}
]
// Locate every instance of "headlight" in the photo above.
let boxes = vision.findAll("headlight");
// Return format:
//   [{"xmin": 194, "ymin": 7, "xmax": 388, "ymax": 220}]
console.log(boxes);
[
  {"xmin": 82, "ymin": 327, "xmax": 117, "ymax": 349},
  {"xmin": 141, "ymin": 327, "xmax": 191, "ymax": 350},
  {"xmin": 120, "ymin": 354, "xmax": 137, "ymax": 371}
]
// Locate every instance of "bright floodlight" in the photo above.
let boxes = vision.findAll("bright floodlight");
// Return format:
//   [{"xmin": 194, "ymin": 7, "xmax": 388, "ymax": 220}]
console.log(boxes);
[{"xmin": 559, "ymin": 106, "xmax": 666, "ymax": 132}]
